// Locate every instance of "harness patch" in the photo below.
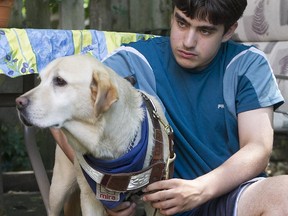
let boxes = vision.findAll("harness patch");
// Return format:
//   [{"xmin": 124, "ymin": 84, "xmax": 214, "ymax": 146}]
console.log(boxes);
[{"xmin": 96, "ymin": 184, "xmax": 120, "ymax": 202}]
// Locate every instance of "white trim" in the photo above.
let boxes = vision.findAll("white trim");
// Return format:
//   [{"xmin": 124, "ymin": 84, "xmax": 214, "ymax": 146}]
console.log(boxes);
[
  {"xmin": 233, "ymin": 177, "xmax": 265, "ymax": 216},
  {"xmin": 76, "ymin": 152, "xmax": 104, "ymax": 184},
  {"xmin": 76, "ymin": 151, "xmax": 154, "ymax": 192},
  {"xmin": 101, "ymin": 46, "xmax": 153, "ymax": 71},
  {"xmin": 226, "ymin": 47, "xmax": 274, "ymax": 77}
]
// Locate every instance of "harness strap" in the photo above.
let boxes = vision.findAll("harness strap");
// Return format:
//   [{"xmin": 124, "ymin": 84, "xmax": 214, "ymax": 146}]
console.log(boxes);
[
  {"xmin": 141, "ymin": 92, "xmax": 175, "ymax": 179},
  {"xmin": 141, "ymin": 93, "xmax": 164, "ymax": 163},
  {"xmin": 101, "ymin": 161, "xmax": 166, "ymax": 192},
  {"xmin": 77, "ymin": 151, "xmax": 166, "ymax": 192},
  {"xmin": 125, "ymin": 75, "xmax": 175, "ymax": 177}
]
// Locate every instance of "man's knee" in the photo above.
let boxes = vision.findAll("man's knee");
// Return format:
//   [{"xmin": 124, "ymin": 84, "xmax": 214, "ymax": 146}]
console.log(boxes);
[{"xmin": 238, "ymin": 175, "xmax": 288, "ymax": 216}]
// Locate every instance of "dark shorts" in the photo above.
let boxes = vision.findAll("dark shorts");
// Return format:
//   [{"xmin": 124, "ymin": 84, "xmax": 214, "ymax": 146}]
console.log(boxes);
[{"xmin": 187, "ymin": 177, "xmax": 265, "ymax": 216}]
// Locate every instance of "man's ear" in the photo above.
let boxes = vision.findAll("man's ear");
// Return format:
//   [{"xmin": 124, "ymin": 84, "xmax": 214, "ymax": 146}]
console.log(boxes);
[
  {"xmin": 222, "ymin": 22, "xmax": 238, "ymax": 42},
  {"xmin": 91, "ymin": 70, "xmax": 118, "ymax": 117}
]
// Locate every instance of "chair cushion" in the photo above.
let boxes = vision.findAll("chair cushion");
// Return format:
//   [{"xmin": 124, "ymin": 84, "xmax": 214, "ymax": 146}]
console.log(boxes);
[{"xmin": 234, "ymin": 0, "xmax": 288, "ymax": 42}]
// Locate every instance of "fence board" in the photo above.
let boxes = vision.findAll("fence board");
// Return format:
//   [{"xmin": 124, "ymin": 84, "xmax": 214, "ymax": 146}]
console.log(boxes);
[
  {"xmin": 89, "ymin": 0, "xmax": 171, "ymax": 33},
  {"xmin": 60, "ymin": 0, "xmax": 85, "ymax": 29},
  {"xmin": 25, "ymin": 0, "xmax": 51, "ymax": 28},
  {"xmin": 89, "ymin": 0, "xmax": 129, "ymax": 31},
  {"xmin": 130, "ymin": 0, "xmax": 171, "ymax": 33}
]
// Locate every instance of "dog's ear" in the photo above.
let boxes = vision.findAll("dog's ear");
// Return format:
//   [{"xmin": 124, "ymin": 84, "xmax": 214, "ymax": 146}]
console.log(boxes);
[{"xmin": 91, "ymin": 70, "xmax": 118, "ymax": 117}]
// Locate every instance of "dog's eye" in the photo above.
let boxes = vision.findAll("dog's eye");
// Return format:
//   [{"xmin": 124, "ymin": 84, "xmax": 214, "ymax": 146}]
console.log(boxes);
[{"xmin": 53, "ymin": 76, "xmax": 67, "ymax": 87}]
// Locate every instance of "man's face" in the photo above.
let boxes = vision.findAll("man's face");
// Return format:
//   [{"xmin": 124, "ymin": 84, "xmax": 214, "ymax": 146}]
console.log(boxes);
[{"xmin": 170, "ymin": 7, "xmax": 235, "ymax": 70}]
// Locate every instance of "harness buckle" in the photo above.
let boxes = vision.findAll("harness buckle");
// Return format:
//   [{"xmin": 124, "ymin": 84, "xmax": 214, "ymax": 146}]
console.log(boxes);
[{"xmin": 165, "ymin": 153, "xmax": 176, "ymax": 179}]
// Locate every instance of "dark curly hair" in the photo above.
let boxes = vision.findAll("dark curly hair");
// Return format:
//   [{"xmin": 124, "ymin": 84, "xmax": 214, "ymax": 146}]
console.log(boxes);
[{"xmin": 172, "ymin": 0, "xmax": 247, "ymax": 32}]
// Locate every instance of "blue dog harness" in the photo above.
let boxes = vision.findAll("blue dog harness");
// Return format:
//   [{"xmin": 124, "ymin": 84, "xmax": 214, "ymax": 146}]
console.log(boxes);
[
  {"xmin": 77, "ymin": 93, "xmax": 175, "ymax": 209},
  {"xmin": 80, "ymin": 109, "xmax": 149, "ymax": 209}
]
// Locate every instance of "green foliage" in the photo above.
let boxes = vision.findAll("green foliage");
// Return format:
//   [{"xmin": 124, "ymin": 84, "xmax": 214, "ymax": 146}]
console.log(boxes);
[
  {"xmin": 0, "ymin": 122, "xmax": 31, "ymax": 171},
  {"xmin": 49, "ymin": 0, "xmax": 90, "ymax": 16},
  {"xmin": 49, "ymin": 0, "xmax": 61, "ymax": 13}
]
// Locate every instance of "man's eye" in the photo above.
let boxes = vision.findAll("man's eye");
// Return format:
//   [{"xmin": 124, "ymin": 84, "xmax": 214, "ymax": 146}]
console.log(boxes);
[
  {"xmin": 200, "ymin": 28, "xmax": 214, "ymax": 36},
  {"xmin": 201, "ymin": 29, "xmax": 210, "ymax": 35},
  {"xmin": 177, "ymin": 20, "xmax": 186, "ymax": 28},
  {"xmin": 53, "ymin": 76, "xmax": 67, "ymax": 86}
]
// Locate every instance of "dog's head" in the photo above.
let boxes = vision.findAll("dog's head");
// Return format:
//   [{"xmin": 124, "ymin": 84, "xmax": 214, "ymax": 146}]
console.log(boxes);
[{"xmin": 16, "ymin": 55, "xmax": 119, "ymax": 128}]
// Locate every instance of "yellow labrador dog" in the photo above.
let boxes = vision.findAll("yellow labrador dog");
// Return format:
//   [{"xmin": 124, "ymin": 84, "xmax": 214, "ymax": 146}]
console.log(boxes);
[{"xmin": 16, "ymin": 55, "xmax": 175, "ymax": 216}]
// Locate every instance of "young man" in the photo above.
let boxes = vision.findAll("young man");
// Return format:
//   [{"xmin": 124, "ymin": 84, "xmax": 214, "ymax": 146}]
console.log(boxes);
[
  {"xmin": 53, "ymin": 0, "xmax": 288, "ymax": 215},
  {"xmin": 102, "ymin": 0, "xmax": 288, "ymax": 215}
]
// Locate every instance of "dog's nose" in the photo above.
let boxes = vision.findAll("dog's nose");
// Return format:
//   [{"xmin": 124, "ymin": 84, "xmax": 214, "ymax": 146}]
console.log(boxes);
[{"xmin": 15, "ymin": 96, "xmax": 29, "ymax": 110}]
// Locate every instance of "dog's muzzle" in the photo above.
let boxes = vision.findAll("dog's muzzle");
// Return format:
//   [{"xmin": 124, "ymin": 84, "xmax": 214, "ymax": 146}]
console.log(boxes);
[{"xmin": 15, "ymin": 96, "xmax": 33, "ymax": 126}]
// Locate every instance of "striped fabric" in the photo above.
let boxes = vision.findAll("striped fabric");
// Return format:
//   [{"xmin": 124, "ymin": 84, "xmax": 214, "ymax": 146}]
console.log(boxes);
[{"xmin": 0, "ymin": 28, "xmax": 153, "ymax": 77}]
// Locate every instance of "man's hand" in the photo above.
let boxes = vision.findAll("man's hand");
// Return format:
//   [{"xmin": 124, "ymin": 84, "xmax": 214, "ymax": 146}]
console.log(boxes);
[
  {"xmin": 142, "ymin": 178, "xmax": 208, "ymax": 215},
  {"xmin": 105, "ymin": 202, "xmax": 137, "ymax": 216}
]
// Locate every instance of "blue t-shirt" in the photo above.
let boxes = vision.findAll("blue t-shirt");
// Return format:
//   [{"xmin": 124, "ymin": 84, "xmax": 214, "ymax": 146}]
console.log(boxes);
[{"xmin": 102, "ymin": 36, "xmax": 284, "ymax": 181}]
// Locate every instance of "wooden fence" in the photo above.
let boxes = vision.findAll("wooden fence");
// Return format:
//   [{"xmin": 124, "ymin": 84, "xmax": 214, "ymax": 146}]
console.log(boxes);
[{"xmin": 9, "ymin": 0, "xmax": 172, "ymax": 33}]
